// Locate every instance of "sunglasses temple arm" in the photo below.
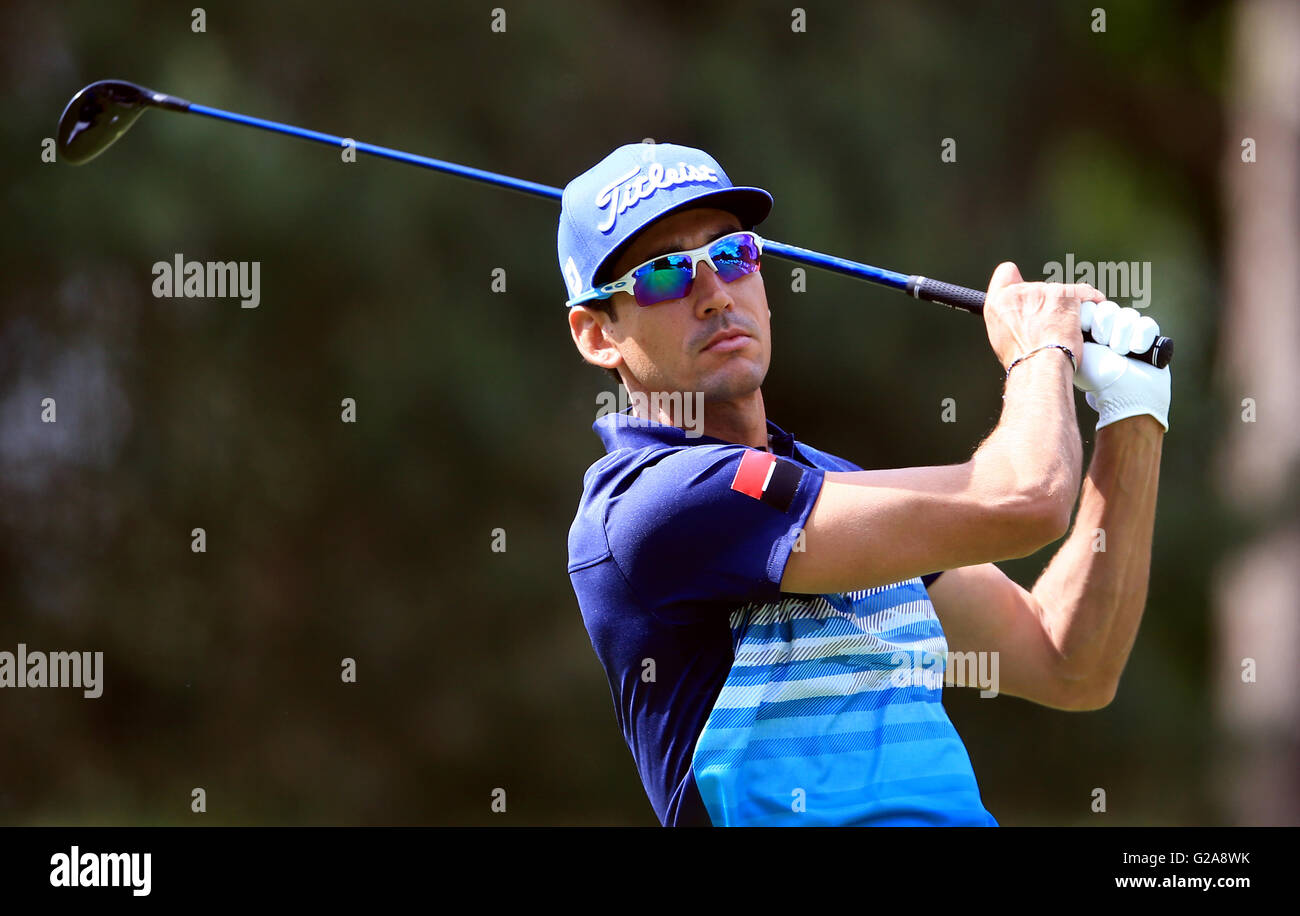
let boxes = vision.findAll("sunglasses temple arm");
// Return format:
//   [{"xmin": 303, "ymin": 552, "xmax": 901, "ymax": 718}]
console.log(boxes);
[
  {"xmin": 567, "ymin": 290, "xmax": 608, "ymax": 308},
  {"xmin": 760, "ymin": 239, "xmax": 1172, "ymax": 369}
]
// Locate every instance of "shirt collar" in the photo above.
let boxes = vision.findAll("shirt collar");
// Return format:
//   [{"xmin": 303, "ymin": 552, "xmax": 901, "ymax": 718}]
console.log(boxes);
[{"xmin": 593, "ymin": 408, "xmax": 798, "ymax": 458}]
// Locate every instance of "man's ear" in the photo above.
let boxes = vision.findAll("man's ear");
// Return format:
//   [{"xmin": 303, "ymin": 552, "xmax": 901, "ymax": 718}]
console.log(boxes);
[{"xmin": 568, "ymin": 305, "xmax": 623, "ymax": 372}]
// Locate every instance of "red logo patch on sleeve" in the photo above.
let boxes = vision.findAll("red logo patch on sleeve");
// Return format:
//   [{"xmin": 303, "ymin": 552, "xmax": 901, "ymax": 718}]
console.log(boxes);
[
  {"xmin": 730, "ymin": 449, "xmax": 804, "ymax": 512},
  {"xmin": 730, "ymin": 450, "xmax": 777, "ymax": 500}
]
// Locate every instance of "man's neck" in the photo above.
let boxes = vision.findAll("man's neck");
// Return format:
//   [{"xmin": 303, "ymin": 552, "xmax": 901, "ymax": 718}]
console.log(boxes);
[
  {"xmin": 627, "ymin": 385, "xmax": 768, "ymax": 450},
  {"xmin": 698, "ymin": 390, "xmax": 769, "ymax": 449}
]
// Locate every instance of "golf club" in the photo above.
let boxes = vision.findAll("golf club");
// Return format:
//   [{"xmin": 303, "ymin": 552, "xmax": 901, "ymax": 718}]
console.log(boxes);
[{"xmin": 57, "ymin": 79, "xmax": 1173, "ymax": 368}]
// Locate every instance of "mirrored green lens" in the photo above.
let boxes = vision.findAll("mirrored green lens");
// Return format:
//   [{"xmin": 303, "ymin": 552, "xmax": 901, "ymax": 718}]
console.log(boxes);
[{"xmin": 632, "ymin": 255, "xmax": 693, "ymax": 306}]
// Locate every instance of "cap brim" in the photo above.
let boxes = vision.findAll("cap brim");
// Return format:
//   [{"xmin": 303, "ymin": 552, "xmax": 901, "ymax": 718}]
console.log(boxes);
[{"xmin": 592, "ymin": 186, "xmax": 773, "ymax": 286}]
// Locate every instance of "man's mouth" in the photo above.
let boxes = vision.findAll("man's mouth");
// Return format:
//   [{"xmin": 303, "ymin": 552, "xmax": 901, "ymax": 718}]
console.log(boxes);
[{"xmin": 701, "ymin": 329, "xmax": 753, "ymax": 352}]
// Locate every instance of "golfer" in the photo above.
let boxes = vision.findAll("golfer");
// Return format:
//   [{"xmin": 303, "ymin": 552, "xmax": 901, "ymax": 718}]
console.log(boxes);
[{"xmin": 560, "ymin": 142, "xmax": 1170, "ymax": 826}]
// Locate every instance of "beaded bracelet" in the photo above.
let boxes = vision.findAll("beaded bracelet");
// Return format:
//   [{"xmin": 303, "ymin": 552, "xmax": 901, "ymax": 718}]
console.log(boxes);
[{"xmin": 1004, "ymin": 343, "xmax": 1077, "ymax": 378}]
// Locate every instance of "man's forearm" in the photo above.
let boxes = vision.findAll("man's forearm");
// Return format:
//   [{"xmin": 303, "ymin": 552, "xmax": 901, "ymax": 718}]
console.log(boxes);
[
  {"xmin": 1029, "ymin": 415, "xmax": 1164, "ymax": 695},
  {"xmin": 974, "ymin": 350, "xmax": 1083, "ymax": 527}
]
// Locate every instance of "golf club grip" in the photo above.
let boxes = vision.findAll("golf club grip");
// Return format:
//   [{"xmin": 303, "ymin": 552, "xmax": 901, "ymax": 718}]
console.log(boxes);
[
  {"xmin": 906, "ymin": 276, "xmax": 1173, "ymax": 369},
  {"xmin": 906, "ymin": 276, "xmax": 986, "ymax": 314}
]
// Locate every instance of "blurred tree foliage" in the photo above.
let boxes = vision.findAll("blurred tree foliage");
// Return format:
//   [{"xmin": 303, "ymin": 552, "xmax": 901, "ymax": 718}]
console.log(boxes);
[{"xmin": 0, "ymin": 0, "xmax": 1234, "ymax": 824}]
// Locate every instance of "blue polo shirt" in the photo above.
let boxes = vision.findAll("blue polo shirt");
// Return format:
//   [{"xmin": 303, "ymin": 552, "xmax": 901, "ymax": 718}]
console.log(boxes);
[{"xmin": 568, "ymin": 410, "xmax": 998, "ymax": 827}]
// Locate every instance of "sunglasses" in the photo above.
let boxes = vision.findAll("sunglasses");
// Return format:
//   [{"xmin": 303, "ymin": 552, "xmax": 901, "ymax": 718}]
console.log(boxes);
[{"xmin": 566, "ymin": 230, "xmax": 764, "ymax": 308}]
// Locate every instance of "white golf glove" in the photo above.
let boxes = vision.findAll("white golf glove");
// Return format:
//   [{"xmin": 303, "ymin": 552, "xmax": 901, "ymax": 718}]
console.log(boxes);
[{"xmin": 1073, "ymin": 300, "xmax": 1171, "ymax": 433}]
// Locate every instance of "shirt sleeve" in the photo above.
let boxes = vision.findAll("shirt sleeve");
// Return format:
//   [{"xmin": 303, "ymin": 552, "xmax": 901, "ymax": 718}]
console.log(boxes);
[{"xmin": 605, "ymin": 445, "xmax": 825, "ymax": 622}]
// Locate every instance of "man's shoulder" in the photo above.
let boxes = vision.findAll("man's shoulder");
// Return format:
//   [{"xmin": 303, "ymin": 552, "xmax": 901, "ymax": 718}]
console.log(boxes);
[
  {"xmin": 569, "ymin": 441, "xmax": 747, "ymax": 561},
  {"xmin": 572, "ymin": 430, "xmax": 856, "ymax": 517},
  {"xmin": 578, "ymin": 439, "xmax": 751, "ymax": 498}
]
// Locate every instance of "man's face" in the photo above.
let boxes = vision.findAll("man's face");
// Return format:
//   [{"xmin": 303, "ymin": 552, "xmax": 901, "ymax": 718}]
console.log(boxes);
[{"xmin": 581, "ymin": 206, "xmax": 771, "ymax": 401}]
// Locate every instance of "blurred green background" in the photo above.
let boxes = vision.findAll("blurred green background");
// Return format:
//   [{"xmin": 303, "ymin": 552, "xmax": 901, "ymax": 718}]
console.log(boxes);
[{"xmin": 1, "ymin": 0, "xmax": 1290, "ymax": 825}]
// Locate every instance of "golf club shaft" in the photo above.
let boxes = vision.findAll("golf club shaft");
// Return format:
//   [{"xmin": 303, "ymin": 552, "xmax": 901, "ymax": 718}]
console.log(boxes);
[
  {"xmin": 189, "ymin": 103, "xmax": 563, "ymax": 200},
  {"xmin": 184, "ymin": 101, "xmax": 1169, "ymax": 368}
]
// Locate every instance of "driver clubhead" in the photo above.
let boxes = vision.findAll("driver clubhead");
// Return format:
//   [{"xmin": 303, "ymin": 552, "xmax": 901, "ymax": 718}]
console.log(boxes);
[{"xmin": 58, "ymin": 80, "xmax": 190, "ymax": 165}]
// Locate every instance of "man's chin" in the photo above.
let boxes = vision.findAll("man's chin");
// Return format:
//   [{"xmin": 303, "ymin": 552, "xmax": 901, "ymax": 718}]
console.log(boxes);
[{"xmin": 697, "ymin": 359, "xmax": 766, "ymax": 402}]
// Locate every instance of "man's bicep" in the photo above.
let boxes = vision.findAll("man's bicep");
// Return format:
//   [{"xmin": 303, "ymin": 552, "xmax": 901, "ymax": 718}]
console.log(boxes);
[
  {"xmin": 926, "ymin": 563, "xmax": 1089, "ymax": 709},
  {"xmin": 779, "ymin": 464, "xmax": 1047, "ymax": 595}
]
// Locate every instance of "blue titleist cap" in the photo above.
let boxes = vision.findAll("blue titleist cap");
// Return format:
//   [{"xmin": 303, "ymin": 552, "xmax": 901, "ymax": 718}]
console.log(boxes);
[{"xmin": 557, "ymin": 142, "xmax": 773, "ymax": 304}]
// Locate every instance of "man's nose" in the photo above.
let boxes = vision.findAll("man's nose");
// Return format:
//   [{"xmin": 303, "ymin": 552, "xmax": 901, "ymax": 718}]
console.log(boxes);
[{"xmin": 693, "ymin": 261, "xmax": 734, "ymax": 317}]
